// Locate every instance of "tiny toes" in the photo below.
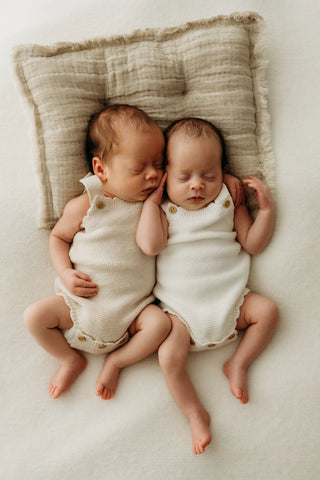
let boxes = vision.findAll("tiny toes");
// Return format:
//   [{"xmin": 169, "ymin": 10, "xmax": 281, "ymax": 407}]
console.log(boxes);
[
  {"xmin": 103, "ymin": 388, "xmax": 115, "ymax": 400},
  {"xmin": 49, "ymin": 384, "xmax": 60, "ymax": 399},
  {"xmin": 95, "ymin": 385, "xmax": 102, "ymax": 396},
  {"xmin": 193, "ymin": 445, "xmax": 205, "ymax": 455},
  {"xmin": 96, "ymin": 384, "xmax": 114, "ymax": 400},
  {"xmin": 234, "ymin": 388, "xmax": 243, "ymax": 399},
  {"xmin": 241, "ymin": 393, "xmax": 249, "ymax": 404},
  {"xmin": 233, "ymin": 387, "xmax": 249, "ymax": 404}
]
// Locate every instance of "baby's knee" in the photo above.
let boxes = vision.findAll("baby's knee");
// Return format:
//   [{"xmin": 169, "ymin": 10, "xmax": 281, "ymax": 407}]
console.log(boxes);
[
  {"xmin": 270, "ymin": 300, "xmax": 279, "ymax": 328},
  {"xmin": 158, "ymin": 342, "xmax": 185, "ymax": 373},
  {"xmin": 261, "ymin": 297, "xmax": 279, "ymax": 329},
  {"xmin": 144, "ymin": 305, "xmax": 171, "ymax": 336},
  {"xmin": 155, "ymin": 307, "xmax": 171, "ymax": 334},
  {"xmin": 23, "ymin": 303, "xmax": 42, "ymax": 333}
]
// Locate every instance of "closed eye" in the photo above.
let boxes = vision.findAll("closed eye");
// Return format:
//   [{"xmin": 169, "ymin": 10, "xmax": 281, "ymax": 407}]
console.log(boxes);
[
  {"xmin": 203, "ymin": 175, "xmax": 217, "ymax": 181},
  {"xmin": 176, "ymin": 174, "xmax": 190, "ymax": 182},
  {"xmin": 127, "ymin": 162, "xmax": 144, "ymax": 174},
  {"xmin": 154, "ymin": 161, "xmax": 164, "ymax": 170}
]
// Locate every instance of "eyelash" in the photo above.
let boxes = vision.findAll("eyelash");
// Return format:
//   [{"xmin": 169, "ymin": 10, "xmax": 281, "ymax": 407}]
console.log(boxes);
[
  {"xmin": 129, "ymin": 161, "xmax": 163, "ymax": 174},
  {"xmin": 177, "ymin": 175, "xmax": 216, "ymax": 182},
  {"xmin": 176, "ymin": 176, "xmax": 186, "ymax": 181}
]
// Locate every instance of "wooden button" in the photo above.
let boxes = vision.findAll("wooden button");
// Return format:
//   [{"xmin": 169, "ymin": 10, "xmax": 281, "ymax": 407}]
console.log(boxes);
[{"xmin": 169, "ymin": 205, "xmax": 177, "ymax": 214}]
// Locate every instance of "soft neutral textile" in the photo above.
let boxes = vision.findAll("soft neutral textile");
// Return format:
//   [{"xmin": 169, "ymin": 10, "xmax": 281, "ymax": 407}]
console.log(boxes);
[
  {"xmin": 156, "ymin": 185, "xmax": 250, "ymax": 351},
  {"xmin": 56, "ymin": 174, "xmax": 155, "ymax": 354},
  {"xmin": 1, "ymin": 1, "xmax": 320, "ymax": 479},
  {"xmin": 13, "ymin": 12, "xmax": 274, "ymax": 228}
]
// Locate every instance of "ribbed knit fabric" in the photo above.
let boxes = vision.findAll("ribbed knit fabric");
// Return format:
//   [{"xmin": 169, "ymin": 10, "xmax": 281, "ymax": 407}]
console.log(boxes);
[
  {"xmin": 154, "ymin": 184, "xmax": 250, "ymax": 351},
  {"xmin": 55, "ymin": 175, "xmax": 155, "ymax": 354}
]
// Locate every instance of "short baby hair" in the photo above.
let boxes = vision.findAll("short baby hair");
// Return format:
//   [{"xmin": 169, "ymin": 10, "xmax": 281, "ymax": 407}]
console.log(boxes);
[
  {"xmin": 165, "ymin": 117, "xmax": 228, "ymax": 170},
  {"xmin": 86, "ymin": 104, "xmax": 158, "ymax": 172}
]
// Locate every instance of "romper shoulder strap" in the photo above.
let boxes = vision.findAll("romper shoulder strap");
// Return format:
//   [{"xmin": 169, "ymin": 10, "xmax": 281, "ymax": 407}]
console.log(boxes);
[{"xmin": 80, "ymin": 174, "xmax": 104, "ymax": 205}]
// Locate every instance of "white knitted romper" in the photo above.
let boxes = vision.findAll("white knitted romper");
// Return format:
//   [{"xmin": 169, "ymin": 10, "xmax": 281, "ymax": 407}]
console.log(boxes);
[
  {"xmin": 154, "ymin": 184, "xmax": 250, "ymax": 352},
  {"xmin": 55, "ymin": 175, "xmax": 155, "ymax": 354}
]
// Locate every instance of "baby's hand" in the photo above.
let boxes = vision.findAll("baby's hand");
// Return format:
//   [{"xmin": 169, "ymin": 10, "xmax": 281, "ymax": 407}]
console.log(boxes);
[
  {"xmin": 60, "ymin": 268, "xmax": 98, "ymax": 297},
  {"xmin": 224, "ymin": 173, "xmax": 245, "ymax": 207},
  {"xmin": 243, "ymin": 176, "xmax": 274, "ymax": 211},
  {"xmin": 147, "ymin": 173, "xmax": 167, "ymax": 206}
]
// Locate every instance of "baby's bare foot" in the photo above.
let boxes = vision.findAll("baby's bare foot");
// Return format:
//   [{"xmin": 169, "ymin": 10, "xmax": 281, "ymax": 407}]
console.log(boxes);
[
  {"xmin": 48, "ymin": 354, "xmax": 87, "ymax": 399},
  {"xmin": 223, "ymin": 360, "xmax": 249, "ymax": 404},
  {"xmin": 95, "ymin": 356, "xmax": 120, "ymax": 400},
  {"xmin": 190, "ymin": 409, "xmax": 211, "ymax": 455}
]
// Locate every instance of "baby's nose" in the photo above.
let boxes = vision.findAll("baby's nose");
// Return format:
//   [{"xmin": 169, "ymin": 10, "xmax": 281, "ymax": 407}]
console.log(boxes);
[
  {"xmin": 191, "ymin": 177, "xmax": 204, "ymax": 189},
  {"xmin": 145, "ymin": 167, "xmax": 157, "ymax": 179}
]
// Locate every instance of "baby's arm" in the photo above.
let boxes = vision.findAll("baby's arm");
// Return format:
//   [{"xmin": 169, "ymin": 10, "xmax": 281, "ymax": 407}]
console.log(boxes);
[
  {"xmin": 224, "ymin": 173, "xmax": 245, "ymax": 207},
  {"xmin": 234, "ymin": 176, "xmax": 275, "ymax": 255},
  {"xmin": 136, "ymin": 174, "xmax": 168, "ymax": 256},
  {"xmin": 50, "ymin": 193, "xmax": 98, "ymax": 297}
]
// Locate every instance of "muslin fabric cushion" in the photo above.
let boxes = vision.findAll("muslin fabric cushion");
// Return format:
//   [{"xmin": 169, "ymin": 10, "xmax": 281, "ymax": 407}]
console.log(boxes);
[{"xmin": 13, "ymin": 12, "xmax": 275, "ymax": 228}]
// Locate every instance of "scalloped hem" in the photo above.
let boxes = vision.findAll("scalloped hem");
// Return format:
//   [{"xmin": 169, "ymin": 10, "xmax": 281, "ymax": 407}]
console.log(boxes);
[
  {"xmin": 56, "ymin": 292, "xmax": 130, "ymax": 355},
  {"xmin": 63, "ymin": 323, "xmax": 129, "ymax": 355},
  {"xmin": 160, "ymin": 288, "xmax": 250, "ymax": 352}
]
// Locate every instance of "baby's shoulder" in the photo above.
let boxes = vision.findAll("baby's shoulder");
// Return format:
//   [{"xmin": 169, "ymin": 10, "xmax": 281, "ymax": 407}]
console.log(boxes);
[
  {"xmin": 63, "ymin": 193, "xmax": 90, "ymax": 220},
  {"xmin": 52, "ymin": 193, "xmax": 90, "ymax": 239}
]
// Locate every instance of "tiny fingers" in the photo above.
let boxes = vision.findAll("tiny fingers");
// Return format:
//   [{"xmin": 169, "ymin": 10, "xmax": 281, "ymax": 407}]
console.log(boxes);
[
  {"xmin": 156, "ymin": 172, "xmax": 167, "ymax": 195},
  {"xmin": 74, "ymin": 277, "xmax": 98, "ymax": 297},
  {"xmin": 243, "ymin": 176, "xmax": 262, "ymax": 190},
  {"xmin": 76, "ymin": 286, "xmax": 99, "ymax": 297},
  {"xmin": 160, "ymin": 172, "xmax": 167, "ymax": 186},
  {"xmin": 243, "ymin": 176, "xmax": 261, "ymax": 183},
  {"xmin": 79, "ymin": 289, "xmax": 98, "ymax": 298},
  {"xmin": 243, "ymin": 176, "xmax": 273, "ymax": 209},
  {"xmin": 81, "ymin": 280, "xmax": 98, "ymax": 288},
  {"xmin": 75, "ymin": 270, "xmax": 92, "ymax": 282}
]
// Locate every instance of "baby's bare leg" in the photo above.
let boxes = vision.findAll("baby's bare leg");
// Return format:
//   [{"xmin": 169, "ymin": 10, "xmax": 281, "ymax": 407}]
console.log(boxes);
[
  {"xmin": 159, "ymin": 315, "xmax": 211, "ymax": 455},
  {"xmin": 23, "ymin": 295, "xmax": 86, "ymax": 399},
  {"xmin": 95, "ymin": 304, "xmax": 171, "ymax": 400},
  {"xmin": 223, "ymin": 292, "xmax": 279, "ymax": 404}
]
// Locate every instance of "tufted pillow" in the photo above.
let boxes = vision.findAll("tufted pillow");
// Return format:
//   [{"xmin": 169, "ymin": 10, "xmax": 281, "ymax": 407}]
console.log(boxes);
[{"xmin": 14, "ymin": 12, "xmax": 275, "ymax": 228}]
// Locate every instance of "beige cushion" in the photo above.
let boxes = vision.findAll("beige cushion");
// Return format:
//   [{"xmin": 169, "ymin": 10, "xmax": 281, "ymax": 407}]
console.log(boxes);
[{"xmin": 14, "ymin": 12, "xmax": 275, "ymax": 228}]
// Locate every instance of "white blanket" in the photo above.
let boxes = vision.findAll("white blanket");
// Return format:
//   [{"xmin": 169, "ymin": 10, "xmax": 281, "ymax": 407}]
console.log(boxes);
[{"xmin": 1, "ymin": 1, "xmax": 319, "ymax": 479}]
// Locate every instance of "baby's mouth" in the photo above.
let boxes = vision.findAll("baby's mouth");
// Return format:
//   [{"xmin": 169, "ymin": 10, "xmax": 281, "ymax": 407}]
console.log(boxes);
[{"xmin": 142, "ymin": 186, "xmax": 156, "ymax": 194}]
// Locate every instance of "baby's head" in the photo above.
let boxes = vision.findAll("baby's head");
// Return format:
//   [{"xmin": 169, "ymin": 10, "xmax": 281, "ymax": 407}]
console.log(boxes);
[
  {"xmin": 86, "ymin": 104, "xmax": 165, "ymax": 202},
  {"xmin": 164, "ymin": 118, "xmax": 227, "ymax": 210}
]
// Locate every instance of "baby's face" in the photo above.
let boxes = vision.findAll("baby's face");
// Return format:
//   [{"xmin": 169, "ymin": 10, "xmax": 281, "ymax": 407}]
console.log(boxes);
[
  {"xmin": 102, "ymin": 124, "xmax": 165, "ymax": 202},
  {"xmin": 165, "ymin": 134, "xmax": 224, "ymax": 210}
]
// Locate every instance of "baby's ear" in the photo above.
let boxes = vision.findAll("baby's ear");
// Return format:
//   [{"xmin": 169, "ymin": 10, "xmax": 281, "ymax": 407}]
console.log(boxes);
[{"xmin": 92, "ymin": 156, "xmax": 107, "ymax": 181}]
